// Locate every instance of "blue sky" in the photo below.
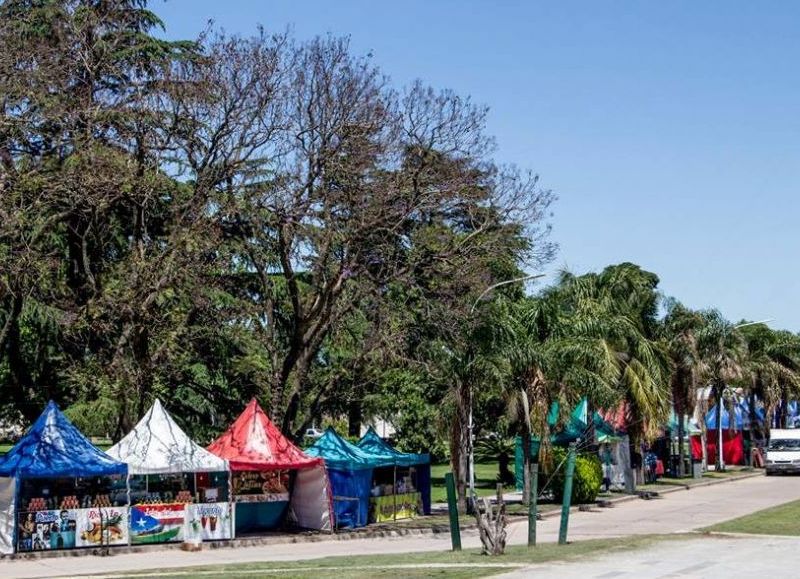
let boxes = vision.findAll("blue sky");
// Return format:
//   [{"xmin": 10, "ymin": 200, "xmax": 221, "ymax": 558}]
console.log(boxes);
[{"xmin": 155, "ymin": 1, "xmax": 800, "ymax": 330}]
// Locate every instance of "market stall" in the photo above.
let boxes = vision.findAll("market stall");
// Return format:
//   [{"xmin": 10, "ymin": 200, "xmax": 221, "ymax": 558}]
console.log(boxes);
[
  {"xmin": 701, "ymin": 404, "xmax": 748, "ymax": 466},
  {"xmin": 357, "ymin": 427, "xmax": 431, "ymax": 519},
  {"xmin": 105, "ymin": 399, "xmax": 232, "ymax": 544},
  {"xmin": 514, "ymin": 399, "xmax": 594, "ymax": 491},
  {"xmin": 0, "ymin": 401, "xmax": 128, "ymax": 554},
  {"xmin": 207, "ymin": 399, "xmax": 332, "ymax": 533},
  {"xmin": 306, "ymin": 428, "xmax": 386, "ymax": 528}
]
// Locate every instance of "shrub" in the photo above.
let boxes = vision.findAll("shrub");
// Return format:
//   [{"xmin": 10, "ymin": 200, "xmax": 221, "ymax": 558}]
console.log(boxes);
[{"xmin": 547, "ymin": 447, "xmax": 602, "ymax": 504}]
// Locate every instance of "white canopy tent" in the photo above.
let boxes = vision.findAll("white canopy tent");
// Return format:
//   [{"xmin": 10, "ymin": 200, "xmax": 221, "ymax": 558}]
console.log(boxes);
[{"xmin": 106, "ymin": 399, "xmax": 227, "ymax": 474}]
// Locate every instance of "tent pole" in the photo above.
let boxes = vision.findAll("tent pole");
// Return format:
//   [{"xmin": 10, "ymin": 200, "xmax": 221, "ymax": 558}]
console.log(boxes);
[
  {"xmin": 126, "ymin": 474, "xmax": 132, "ymax": 546},
  {"xmin": 228, "ymin": 471, "xmax": 235, "ymax": 539}
]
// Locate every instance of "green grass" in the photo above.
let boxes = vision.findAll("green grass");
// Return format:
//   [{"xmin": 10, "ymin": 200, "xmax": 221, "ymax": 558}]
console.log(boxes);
[
  {"xmin": 111, "ymin": 534, "xmax": 687, "ymax": 579},
  {"xmin": 430, "ymin": 462, "xmax": 507, "ymax": 503},
  {"xmin": 704, "ymin": 499, "xmax": 800, "ymax": 536}
]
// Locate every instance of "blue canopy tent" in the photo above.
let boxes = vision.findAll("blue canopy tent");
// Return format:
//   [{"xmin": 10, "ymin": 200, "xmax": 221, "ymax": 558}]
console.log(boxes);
[
  {"xmin": 306, "ymin": 428, "xmax": 391, "ymax": 528},
  {"xmin": 357, "ymin": 427, "xmax": 432, "ymax": 516},
  {"xmin": 0, "ymin": 401, "xmax": 128, "ymax": 554},
  {"xmin": 704, "ymin": 400, "xmax": 767, "ymax": 430}
]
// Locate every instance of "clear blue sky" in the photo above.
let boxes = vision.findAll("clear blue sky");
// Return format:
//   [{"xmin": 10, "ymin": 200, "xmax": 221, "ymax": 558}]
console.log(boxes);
[{"xmin": 155, "ymin": 1, "xmax": 800, "ymax": 331}]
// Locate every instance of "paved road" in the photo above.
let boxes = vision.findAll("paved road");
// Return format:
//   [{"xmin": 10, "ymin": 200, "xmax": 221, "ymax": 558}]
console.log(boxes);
[
  {"xmin": 1, "ymin": 474, "xmax": 797, "ymax": 578},
  {"xmin": 498, "ymin": 535, "xmax": 799, "ymax": 578}
]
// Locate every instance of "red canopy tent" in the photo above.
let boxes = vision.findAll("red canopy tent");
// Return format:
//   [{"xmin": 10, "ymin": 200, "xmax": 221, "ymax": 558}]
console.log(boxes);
[{"xmin": 208, "ymin": 399, "xmax": 332, "ymax": 532}]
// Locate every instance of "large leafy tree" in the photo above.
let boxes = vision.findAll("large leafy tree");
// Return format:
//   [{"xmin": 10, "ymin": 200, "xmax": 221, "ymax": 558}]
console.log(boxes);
[{"xmin": 0, "ymin": 0, "xmax": 200, "ymax": 425}]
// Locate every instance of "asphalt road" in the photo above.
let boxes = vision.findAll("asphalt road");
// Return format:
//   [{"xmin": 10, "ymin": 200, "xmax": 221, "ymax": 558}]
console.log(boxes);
[
  {"xmin": 498, "ymin": 535, "xmax": 799, "ymax": 578},
  {"xmin": 1, "ymin": 473, "xmax": 798, "ymax": 578}
]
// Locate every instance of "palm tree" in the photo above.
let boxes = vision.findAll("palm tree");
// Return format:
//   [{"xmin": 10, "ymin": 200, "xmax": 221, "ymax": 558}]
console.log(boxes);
[
  {"xmin": 661, "ymin": 300, "xmax": 704, "ymax": 476},
  {"xmin": 695, "ymin": 310, "xmax": 747, "ymax": 471},
  {"xmin": 739, "ymin": 325, "xmax": 800, "ymax": 434},
  {"xmin": 557, "ymin": 264, "xmax": 672, "ymax": 453}
]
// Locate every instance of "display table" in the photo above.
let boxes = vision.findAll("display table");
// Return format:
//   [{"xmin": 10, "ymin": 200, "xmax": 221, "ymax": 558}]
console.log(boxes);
[
  {"xmin": 370, "ymin": 492, "xmax": 421, "ymax": 523},
  {"xmin": 234, "ymin": 493, "xmax": 289, "ymax": 532}
]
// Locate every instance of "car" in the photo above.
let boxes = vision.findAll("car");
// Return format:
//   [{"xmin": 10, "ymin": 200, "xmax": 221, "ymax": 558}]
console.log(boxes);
[
  {"xmin": 765, "ymin": 429, "xmax": 800, "ymax": 475},
  {"xmin": 304, "ymin": 428, "xmax": 324, "ymax": 439}
]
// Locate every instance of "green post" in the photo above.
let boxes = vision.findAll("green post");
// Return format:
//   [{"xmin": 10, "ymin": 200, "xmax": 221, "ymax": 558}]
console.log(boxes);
[
  {"xmin": 444, "ymin": 472, "xmax": 462, "ymax": 551},
  {"xmin": 528, "ymin": 462, "xmax": 538, "ymax": 547},
  {"xmin": 558, "ymin": 442, "xmax": 577, "ymax": 545}
]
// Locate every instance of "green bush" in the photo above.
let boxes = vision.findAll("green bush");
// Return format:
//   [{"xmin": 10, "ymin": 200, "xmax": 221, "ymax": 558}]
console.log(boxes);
[{"xmin": 547, "ymin": 447, "xmax": 602, "ymax": 504}]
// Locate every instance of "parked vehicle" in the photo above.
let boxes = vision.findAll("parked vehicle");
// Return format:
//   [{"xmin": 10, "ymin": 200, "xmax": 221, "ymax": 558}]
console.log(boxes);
[{"xmin": 765, "ymin": 429, "xmax": 800, "ymax": 475}]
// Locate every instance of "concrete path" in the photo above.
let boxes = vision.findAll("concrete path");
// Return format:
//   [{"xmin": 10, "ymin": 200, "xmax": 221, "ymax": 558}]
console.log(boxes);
[
  {"xmin": 498, "ymin": 535, "xmax": 800, "ymax": 578},
  {"xmin": 2, "ymin": 474, "xmax": 798, "ymax": 579}
]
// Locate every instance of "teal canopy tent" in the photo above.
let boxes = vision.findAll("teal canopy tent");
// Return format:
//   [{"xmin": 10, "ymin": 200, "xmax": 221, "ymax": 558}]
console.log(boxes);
[
  {"xmin": 514, "ymin": 399, "xmax": 621, "ymax": 490},
  {"xmin": 357, "ymin": 428, "xmax": 431, "ymax": 516},
  {"xmin": 306, "ymin": 429, "xmax": 389, "ymax": 528}
]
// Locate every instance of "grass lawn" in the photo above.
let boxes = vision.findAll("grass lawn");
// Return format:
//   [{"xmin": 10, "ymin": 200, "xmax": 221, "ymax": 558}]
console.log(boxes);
[
  {"xmin": 113, "ymin": 534, "xmax": 687, "ymax": 579},
  {"xmin": 704, "ymin": 499, "xmax": 800, "ymax": 536},
  {"xmin": 430, "ymin": 462, "xmax": 507, "ymax": 503}
]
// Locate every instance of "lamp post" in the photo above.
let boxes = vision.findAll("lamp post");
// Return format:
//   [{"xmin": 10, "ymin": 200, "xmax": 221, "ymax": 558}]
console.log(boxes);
[
  {"xmin": 467, "ymin": 273, "xmax": 546, "ymax": 500},
  {"xmin": 715, "ymin": 319, "xmax": 773, "ymax": 472}
]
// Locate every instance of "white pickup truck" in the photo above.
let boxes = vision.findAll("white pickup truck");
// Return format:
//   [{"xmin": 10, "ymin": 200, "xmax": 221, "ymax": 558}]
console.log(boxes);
[{"xmin": 766, "ymin": 429, "xmax": 800, "ymax": 475}]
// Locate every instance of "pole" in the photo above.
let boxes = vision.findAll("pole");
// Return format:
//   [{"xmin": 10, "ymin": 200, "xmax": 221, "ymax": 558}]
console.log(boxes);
[
  {"xmin": 468, "ymin": 399, "xmax": 475, "ymax": 502},
  {"xmin": 528, "ymin": 462, "xmax": 538, "ymax": 547},
  {"xmin": 558, "ymin": 442, "xmax": 577, "ymax": 545},
  {"xmin": 715, "ymin": 383, "xmax": 725, "ymax": 471},
  {"xmin": 467, "ymin": 273, "xmax": 546, "ymax": 502},
  {"xmin": 444, "ymin": 472, "xmax": 461, "ymax": 551}
]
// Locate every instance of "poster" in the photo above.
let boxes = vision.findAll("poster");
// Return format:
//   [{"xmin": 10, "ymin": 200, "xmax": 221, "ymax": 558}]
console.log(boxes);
[
  {"xmin": 17, "ymin": 509, "xmax": 77, "ymax": 551},
  {"xmin": 129, "ymin": 503, "xmax": 185, "ymax": 544},
  {"xmin": 76, "ymin": 507, "xmax": 128, "ymax": 547},
  {"xmin": 17, "ymin": 507, "xmax": 127, "ymax": 551},
  {"xmin": 195, "ymin": 502, "xmax": 233, "ymax": 540}
]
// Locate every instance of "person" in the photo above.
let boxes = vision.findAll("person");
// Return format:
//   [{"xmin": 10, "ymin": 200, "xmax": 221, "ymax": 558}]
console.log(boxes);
[
  {"xmin": 19, "ymin": 513, "xmax": 34, "ymax": 551},
  {"xmin": 601, "ymin": 443, "xmax": 615, "ymax": 492},
  {"xmin": 59, "ymin": 509, "xmax": 71, "ymax": 532},
  {"xmin": 644, "ymin": 449, "xmax": 658, "ymax": 483}
]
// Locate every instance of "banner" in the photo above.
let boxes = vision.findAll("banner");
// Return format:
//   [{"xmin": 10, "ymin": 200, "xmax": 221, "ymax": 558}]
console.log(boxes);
[
  {"xmin": 195, "ymin": 502, "xmax": 233, "ymax": 540},
  {"xmin": 130, "ymin": 503, "xmax": 186, "ymax": 544},
  {"xmin": 131, "ymin": 502, "xmax": 233, "ymax": 544},
  {"xmin": 370, "ymin": 492, "xmax": 421, "ymax": 523},
  {"xmin": 17, "ymin": 509, "xmax": 77, "ymax": 551},
  {"xmin": 76, "ymin": 506, "xmax": 128, "ymax": 548},
  {"xmin": 17, "ymin": 507, "xmax": 127, "ymax": 551}
]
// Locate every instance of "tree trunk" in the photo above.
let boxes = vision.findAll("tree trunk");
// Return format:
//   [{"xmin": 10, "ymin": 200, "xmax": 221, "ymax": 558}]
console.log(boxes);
[
  {"xmin": 676, "ymin": 409, "xmax": 686, "ymax": 477},
  {"xmin": 347, "ymin": 401, "xmax": 362, "ymax": 437},
  {"xmin": 780, "ymin": 387, "xmax": 789, "ymax": 429},
  {"xmin": 449, "ymin": 380, "xmax": 471, "ymax": 513},
  {"xmin": 521, "ymin": 426, "xmax": 531, "ymax": 505}
]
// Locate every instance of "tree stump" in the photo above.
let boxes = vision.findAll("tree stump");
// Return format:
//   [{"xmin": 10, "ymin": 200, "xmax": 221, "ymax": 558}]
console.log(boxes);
[{"xmin": 471, "ymin": 483, "xmax": 507, "ymax": 556}]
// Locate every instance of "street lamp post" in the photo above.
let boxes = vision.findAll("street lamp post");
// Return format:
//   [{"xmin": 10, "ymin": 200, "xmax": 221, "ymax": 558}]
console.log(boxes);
[{"xmin": 467, "ymin": 273, "xmax": 545, "ymax": 500}]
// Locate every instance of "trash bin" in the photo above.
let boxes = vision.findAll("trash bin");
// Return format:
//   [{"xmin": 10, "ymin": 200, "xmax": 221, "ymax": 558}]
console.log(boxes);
[{"xmin": 691, "ymin": 459, "xmax": 702, "ymax": 479}]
